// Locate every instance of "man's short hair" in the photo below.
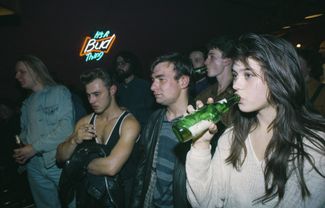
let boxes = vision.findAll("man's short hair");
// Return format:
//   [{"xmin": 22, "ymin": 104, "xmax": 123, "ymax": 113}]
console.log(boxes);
[
  {"xmin": 150, "ymin": 52, "xmax": 193, "ymax": 80},
  {"xmin": 80, "ymin": 68, "xmax": 117, "ymax": 88},
  {"xmin": 206, "ymin": 35, "xmax": 235, "ymax": 58}
]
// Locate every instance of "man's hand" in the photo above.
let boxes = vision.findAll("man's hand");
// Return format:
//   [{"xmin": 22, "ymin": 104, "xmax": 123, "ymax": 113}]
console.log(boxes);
[
  {"xmin": 74, "ymin": 124, "xmax": 96, "ymax": 144},
  {"xmin": 13, "ymin": 144, "xmax": 36, "ymax": 164}
]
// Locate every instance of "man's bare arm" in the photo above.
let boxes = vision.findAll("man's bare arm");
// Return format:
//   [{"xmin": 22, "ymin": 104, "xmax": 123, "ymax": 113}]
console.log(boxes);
[{"xmin": 87, "ymin": 115, "xmax": 140, "ymax": 176}]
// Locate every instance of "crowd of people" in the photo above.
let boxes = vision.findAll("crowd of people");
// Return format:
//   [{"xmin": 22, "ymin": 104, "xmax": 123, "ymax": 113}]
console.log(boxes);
[{"xmin": 1, "ymin": 33, "xmax": 324, "ymax": 208}]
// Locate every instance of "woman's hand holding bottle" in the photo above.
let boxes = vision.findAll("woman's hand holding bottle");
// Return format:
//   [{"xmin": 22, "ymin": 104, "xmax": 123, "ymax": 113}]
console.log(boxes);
[
  {"xmin": 188, "ymin": 98, "xmax": 218, "ymax": 149},
  {"xmin": 172, "ymin": 94, "xmax": 239, "ymax": 145}
]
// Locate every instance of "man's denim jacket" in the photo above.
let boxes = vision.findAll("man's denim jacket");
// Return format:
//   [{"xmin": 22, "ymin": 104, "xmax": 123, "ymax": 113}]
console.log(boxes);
[{"xmin": 20, "ymin": 85, "xmax": 75, "ymax": 168}]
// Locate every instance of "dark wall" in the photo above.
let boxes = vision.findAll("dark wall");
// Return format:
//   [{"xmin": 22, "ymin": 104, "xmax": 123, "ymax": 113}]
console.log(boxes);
[{"xmin": 0, "ymin": 0, "xmax": 324, "ymax": 104}]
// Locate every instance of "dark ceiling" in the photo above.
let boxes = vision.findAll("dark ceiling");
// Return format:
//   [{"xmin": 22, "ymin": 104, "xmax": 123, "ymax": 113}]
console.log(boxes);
[{"xmin": 0, "ymin": 0, "xmax": 324, "ymax": 104}]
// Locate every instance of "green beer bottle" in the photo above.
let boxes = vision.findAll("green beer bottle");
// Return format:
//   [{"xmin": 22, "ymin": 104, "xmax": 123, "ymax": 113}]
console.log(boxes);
[
  {"xmin": 192, "ymin": 66, "xmax": 207, "ymax": 82},
  {"xmin": 193, "ymin": 66, "xmax": 207, "ymax": 75},
  {"xmin": 172, "ymin": 94, "xmax": 240, "ymax": 143}
]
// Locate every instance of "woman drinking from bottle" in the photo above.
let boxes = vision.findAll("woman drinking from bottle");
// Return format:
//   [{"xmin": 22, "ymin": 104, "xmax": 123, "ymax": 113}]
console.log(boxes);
[{"xmin": 185, "ymin": 33, "xmax": 325, "ymax": 208}]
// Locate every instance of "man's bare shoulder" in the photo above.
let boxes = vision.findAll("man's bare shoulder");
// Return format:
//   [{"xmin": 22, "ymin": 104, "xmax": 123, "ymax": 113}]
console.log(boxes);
[
  {"xmin": 120, "ymin": 113, "xmax": 140, "ymax": 135},
  {"xmin": 124, "ymin": 113, "xmax": 140, "ymax": 126}
]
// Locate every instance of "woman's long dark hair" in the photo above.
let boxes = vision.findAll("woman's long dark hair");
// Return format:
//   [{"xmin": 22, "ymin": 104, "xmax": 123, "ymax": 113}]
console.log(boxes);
[{"xmin": 226, "ymin": 33, "xmax": 325, "ymax": 204}]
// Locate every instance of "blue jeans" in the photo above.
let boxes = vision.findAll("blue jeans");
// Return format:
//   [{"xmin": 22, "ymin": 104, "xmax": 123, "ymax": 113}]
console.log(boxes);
[{"xmin": 26, "ymin": 156, "xmax": 62, "ymax": 208}]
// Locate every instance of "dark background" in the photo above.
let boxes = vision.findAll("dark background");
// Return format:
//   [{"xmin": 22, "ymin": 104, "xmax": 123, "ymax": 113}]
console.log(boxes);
[{"xmin": 0, "ymin": 0, "xmax": 324, "ymax": 105}]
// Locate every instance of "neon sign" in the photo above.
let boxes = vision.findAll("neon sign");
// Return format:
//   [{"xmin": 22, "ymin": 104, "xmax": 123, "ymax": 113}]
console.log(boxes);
[{"xmin": 80, "ymin": 30, "xmax": 116, "ymax": 62}]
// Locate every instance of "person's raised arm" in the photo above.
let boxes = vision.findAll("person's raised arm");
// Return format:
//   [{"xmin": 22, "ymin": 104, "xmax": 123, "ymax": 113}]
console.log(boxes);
[{"xmin": 190, "ymin": 98, "xmax": 218, "ymax": 149}]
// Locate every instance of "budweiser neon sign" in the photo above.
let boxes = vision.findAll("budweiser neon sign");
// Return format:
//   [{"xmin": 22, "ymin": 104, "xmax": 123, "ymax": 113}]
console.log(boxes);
[{"xmin": 80, "ymin": 30, "xmax": 116, "ymax": 62}]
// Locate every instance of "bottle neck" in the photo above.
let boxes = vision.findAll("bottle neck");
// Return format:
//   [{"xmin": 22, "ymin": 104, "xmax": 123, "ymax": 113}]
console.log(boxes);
[
  {"xmin": 228, "ymin": 94, "xmax": 240, "ymax": 106},
  {"xmin": 193, "ymin": 66, "xmax": 207, "ymax": 74},
  {"xmin": 217, "ymin": 94, "xmax": 240, "ymax": 107}
]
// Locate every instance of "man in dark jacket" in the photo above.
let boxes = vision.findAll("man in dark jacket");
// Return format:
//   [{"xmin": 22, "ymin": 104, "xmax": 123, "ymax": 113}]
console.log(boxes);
[{"xmin": 130, "ymin": 53, "xmax": 193, "ymax": 208}]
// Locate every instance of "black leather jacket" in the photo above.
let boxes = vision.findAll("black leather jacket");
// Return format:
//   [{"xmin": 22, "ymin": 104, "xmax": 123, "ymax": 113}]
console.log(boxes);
[
  {"xmin": 130, "ymin": 108, "xmax": 192, "ymax": 208},
  {"xmin": 130, "ymin": 106, "xmax": 225, "ymax": 208},
  {"xmin": 59, "ymin": 141, "xmax": 123, "ymax": 208}
]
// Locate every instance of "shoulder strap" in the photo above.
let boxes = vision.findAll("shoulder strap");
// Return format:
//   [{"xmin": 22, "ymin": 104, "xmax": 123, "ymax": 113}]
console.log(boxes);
[
  {"xmin": 82, "ymin": 113, "xmax": 97, "ymax": 143},
  {"xmin": 89, "ymin": 113, "xmax": 96, "ymax": 125},
  {"xmin": 118, "ymin": 111, "xmax": 131, "ymax": 136}
]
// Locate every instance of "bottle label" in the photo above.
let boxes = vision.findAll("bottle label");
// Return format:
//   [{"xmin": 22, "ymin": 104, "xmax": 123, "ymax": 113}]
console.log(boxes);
[
  {"xmin": 188, "ymin": 120, "xmax": 211, "ymax": 138},
  {"xmin": 217, "ymin": 98, "xmax": 227, "ymax": 104}
]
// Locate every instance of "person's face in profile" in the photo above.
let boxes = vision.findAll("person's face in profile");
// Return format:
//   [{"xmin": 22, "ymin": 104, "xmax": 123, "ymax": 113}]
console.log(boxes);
[
  {"xmin": 232, "ymin": 58, "xmax": 271, "ymax": 114},
  {"xmin": 205, "ymin": 48, "xmax": 228, "ymax": 78},
  {"xmin": 15, "ymin": 61, "xmax": 40, "ymax": 90},
  {"xmin": 151, "ymin": 62, "xmax": 187, "ymax": 106}
]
